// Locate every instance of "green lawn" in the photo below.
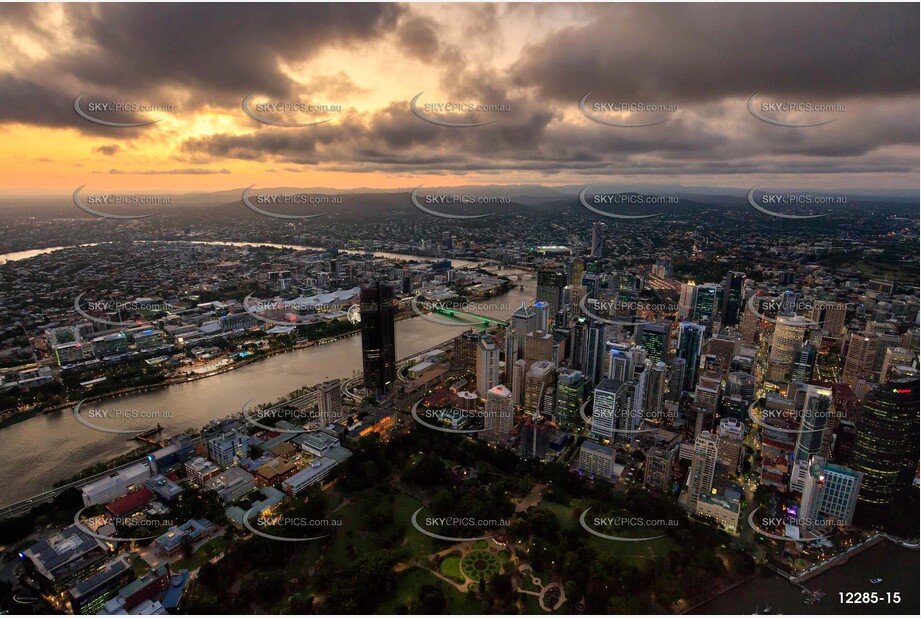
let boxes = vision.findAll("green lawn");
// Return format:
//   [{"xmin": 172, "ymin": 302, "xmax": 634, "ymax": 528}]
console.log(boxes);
[
  {"xmin": 379, "ymin": 566, "xmax": 486, "ymax": 614},
  {"xmin": 439, "ymin": 555, "xmax": 464, "ymax": 582},
  {"xmin": 472, "ymin": 539, "xmax": 488, "ymax": 550},
  {"xmin": 171, "ymin": 536, "xmax": 227, "ymax": 572}
]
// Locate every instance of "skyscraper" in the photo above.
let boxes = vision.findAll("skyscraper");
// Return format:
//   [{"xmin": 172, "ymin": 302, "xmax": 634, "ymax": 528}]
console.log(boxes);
[
  {"xmin": 793, "ymin": 385, "xmax": 833, "ymax": 463},
  {"xmin": 799, "ymin": 457, "xmax": 863, "ymax": 527},
  {"xmin": 720, "ymin": 271, "xmax": 745, "ymax": 327},
  {"xmin": 360, "ymin": 281, "xmax": 396, "ymax": 395},
  {"xmin": 483, "ymin": 384, "xmax": 514, "ymax": 443},
  {"xmin": 590, "ymin": 222, "xmax": 607, "ymax": 258},
  {"xmin": 842, "ymin": 333, "xmax": 880, "ymax": 398},
  {"xmin": 555, "ymin": 368, "xmax": 586, "ymax": 430},
  {"xmin": 476, "ymin": 338, "xmax": 500, "ymax": 395},
  {"xmin": 687, "ymin": 431, "xmax": 719, "ymax": 511},
  {"xmin": 768, "ymin": 315, "xmax": 812, "ymax": 383},
  {"xmin": 532, "ymin": 301, "xmax": 551, "ymax": 332},
  {"xmin": 676, "ymin": 322, "xmax": 706, "ymax": 392},
  {"xmin": 639, "ymin": 322, "xmax": 670, "ymax": 364},
  {"xmin": 536, "ymin": 270, "xmax": 567, "ymax": 322},
  {"xmin": 511, "ymin": 303, "xmax": 537, "ymax": 356},
  {"xmin": 583, "ymin": 321, "xmax": 608, "ymax": 386},
  {"xmin": 316, "ymin": 379, "xmax": 343, "ymax": 424},
  {"xmin": 524, "ymin": 360, "xmax": 556, "ymax": 416},
  {"xmin": 589, "ymin": 378, "xmax": 632, "ymax": 442},
  {"xmin": 692, "ymin": 283, "xmax": 722, "ymax": 323},
  {"xmin": 851, "ymin": 379, "xmax": 919, "ymax": 504}
]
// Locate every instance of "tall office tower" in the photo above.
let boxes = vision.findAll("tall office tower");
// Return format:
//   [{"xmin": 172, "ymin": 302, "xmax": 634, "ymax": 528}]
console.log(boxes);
[
  {"xmin": 645, "ymin": 361, "xmax": 668, "ymax": 415},
  {"xmin": 590, "ymin": 222, "xmax": 607, "ymax": 258},
  {"xmin": 524, "ymin": 360, "xmax": 556, "ymax": 416},
  {"xmin": 589, "ymin": 378, "xmax": 628, "ymax": 441},
  {"xmin": 583, "ymin": 321, "xmax": 609, "ymax": 386},
  {"xmin": 793, "ymin": 386, "xmax": 833, "ymax": 463},
  {"xmin": 768, "ymin": 315, "xmax": 812, "ymax": 383},
  {"xmin": 569, "ymin": 317, "xmax": 588, "ymax": 372},
  {"xmin": 360, "ymin": 281, "xmax": 396, "ymax": 395},
  {"xmin": 570, "ymin": 258, "xmax": 586, "ymax": 286},
  {"xmin": 792, "ymin": 342, "xmax": 817, "ymax": 384},
  {"xmin": 810, "ymin": 300, "xmax": 847, "ymax": 337},
  {"xmin": 799, "ymin": 457, "xmax": 863, "ymax": 527},
  {"xmin": 525, "ymin": 330, "xmax": 555, "ymax": 366},
  {"xmin": 316, "ymin": 379, "xmax": 343, "ymax": 424},
  {"xmin": 668, "ymin": 358, "xmax": 686, "ymax": 401},
  {"xmin": 881, "ymin": 346, "xmax": 916, "ymax": 382},
  {"xmin": 551, "ymin": 329, "xmax": 569, "ymax": 366},
  {"xmin": 720, "ymin": 271, "xmax": 745, "ymax": 327},
  {"xmin": 639, "ymin": 322, "xmax": 670, "ymax": 364},
  {"xmin": 511, "ymin": 303, "xmax": 537, "ymax": 356},
  {"xmin": 645, "ymin": 445, "xmax": 677, "ymax": 492},
  {"xmin": 581, "ymin": 272, "xmax": 600, "ymax": 300},
  {"xmin": 607, "ymin": 343, "xmax": 634, "ymax": 382},
  {"xmin": 740, "ymin": 304, "xmax": 761, "ymax": 344},
  {"xmin": 851, "ymin": 379, "xmax": 919, "ymax": 504},
  {"xmin": 842, "ymin": 333, "xmax": 880, "ymax": 397},
  {"xmin": 632, "ymin": 366, "xmax": 649, "ymax": 424},
  {"xmin": 519, "ymin": 417, "xmax": 552, "ymax": 460},
  {"xmin": 476, "ymin": 338, "xmax": 500, "ymax": 396},
  {"xmin": 676, "ymin": 322, "xmax": 706, "ymax": 392},
  {"xmin": 554, "ymin": 368, "xmax": 586, "ymax": 430},
  {"xmin": 453, "ymin": 331, "xmax": 482, "ymax": 373},
  {"xmin": 687, "ymin": 431, "xmax": 720, "ymax": 511},
  {"xmin": 536, "ymin": 270, "xmax": 567, "ymax": 321},
  {"xmin": 532, "ymin": 301, "xmax": 551, "ymax": 332},
  {"xmin": 511, "ymin": 358, "xmax": 528, "ymax": 406},
  {"xmin": 483, "ymin": 384, "xmax": 514, "ymax": 442},
  {"xmin": 692, "ymin": 283, "xmax": 722, "ymax": 323},
  {"xmin": 901, "ymin": 327, "xmax": 919, "ymax": 354},
  {"xmin": 503, "ymin": 327, "xmax": 518, "ymax": 381},
  {"xmin": 563, "ymin": 284, "xmax": 588, "ymax": 318},
  {"xmin": 678, "ymin": 282, "xmax": 697, "ymax": 319},
  {"xmin": 874, "ymin": 333, "xmax": 902, "ymax": 377},
  {"xmin": 726, "ymin": 371, "xmax": 756, "ymax": 402}
]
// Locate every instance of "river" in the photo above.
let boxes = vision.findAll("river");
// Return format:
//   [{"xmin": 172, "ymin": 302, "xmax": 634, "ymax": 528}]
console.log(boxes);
[
  {"xmin": 0, "ymin": 253, "xmax": 534, "ymax": 504},
  {"xmin": 697, "ymin": 540, "xmax": 919, "ymax": 614}
]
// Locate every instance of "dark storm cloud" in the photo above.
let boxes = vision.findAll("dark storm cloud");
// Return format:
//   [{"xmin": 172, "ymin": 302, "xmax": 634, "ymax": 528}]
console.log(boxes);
[
  {"xmin": 93, "ymin": 144, "xmax": 121, "ymax": 156},
  {"xmin": 511, "ymin": 3, "xmax": 919, "ymax": 101},
  {"xmin": 57, "ymin": 3, "xmax": 403, "ymax": 101},
  {"xmin": 0, "ymin": 2, "xmax": 403, "ymax": 128}
]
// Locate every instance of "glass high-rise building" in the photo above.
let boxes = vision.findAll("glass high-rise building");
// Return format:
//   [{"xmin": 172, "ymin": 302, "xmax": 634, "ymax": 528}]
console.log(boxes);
[
  {"xmin": 676, "ymin": 322, "xmax": 706, "ymax": 392},
  {"xmin": 639, "ymin": 322, "xmax": 670, "ymax": 364},
  {"xmin": 360, "ymin": 281, "xmax": 396, "ymax": 395},
  {"xmin": 720, "ymin": 271, "xmax": 745, "ymax": 327},
  {"xmin": 851, "ymin": 379, "xmax": 919, "ymax": 504}
]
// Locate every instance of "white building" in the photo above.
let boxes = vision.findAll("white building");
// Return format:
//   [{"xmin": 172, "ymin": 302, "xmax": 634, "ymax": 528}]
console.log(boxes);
[{"xmin": 81, "ymin": 462, "xmax": 152, "ymax": 507}]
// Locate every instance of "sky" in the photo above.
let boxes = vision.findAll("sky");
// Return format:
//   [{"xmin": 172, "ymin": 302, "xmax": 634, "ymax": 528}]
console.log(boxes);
[{"xmin": 0, "ymin": 2, "xmax": 917, "ymax": 195}]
